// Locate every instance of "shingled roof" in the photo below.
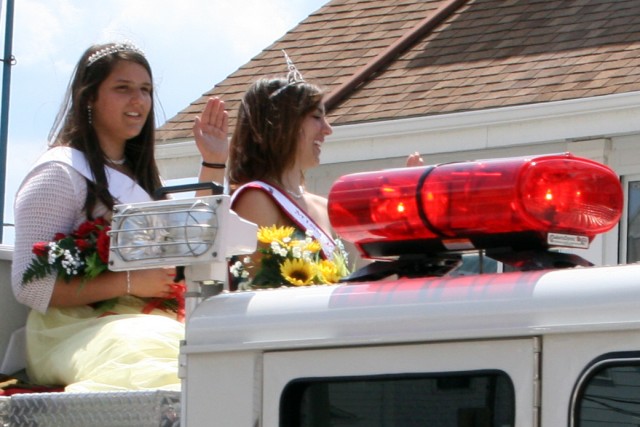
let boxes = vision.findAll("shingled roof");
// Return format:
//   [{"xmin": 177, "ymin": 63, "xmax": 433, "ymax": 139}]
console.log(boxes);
[{"xmin": 156, "ymin": 0, "xmax": 640, "ymax": 143}]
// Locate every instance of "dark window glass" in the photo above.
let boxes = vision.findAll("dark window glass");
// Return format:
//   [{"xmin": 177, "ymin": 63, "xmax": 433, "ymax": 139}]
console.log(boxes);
[
  {"xmin": 576, "ymin": 363, "xmax": 640, "ymax": 426},
  {"xmin": 627, "ymin": 181, "xmax": 640, "ymax": 263},
  {"xmin": 450, "ymin": 252, "xmax": 499, "ymax": 276},
  {"xmin": 281, "ymin": 371, "xmax": 514, "ymax": 427}
]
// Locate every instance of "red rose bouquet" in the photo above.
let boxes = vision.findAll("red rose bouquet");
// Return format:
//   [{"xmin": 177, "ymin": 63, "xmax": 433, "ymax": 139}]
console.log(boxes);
[
  {"xmin": 22, "ymin": 217, "xmax": 111, "ymax": 284},
  {"xmin": 22, "ymin": 217, "xmax": 185, "ymax": 321}
]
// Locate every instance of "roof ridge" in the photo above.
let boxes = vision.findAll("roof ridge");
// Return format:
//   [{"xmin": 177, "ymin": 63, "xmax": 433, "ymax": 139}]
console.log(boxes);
[{"xmin": 324, "ymin": 0, "xmax": 470, "ymax": 111}]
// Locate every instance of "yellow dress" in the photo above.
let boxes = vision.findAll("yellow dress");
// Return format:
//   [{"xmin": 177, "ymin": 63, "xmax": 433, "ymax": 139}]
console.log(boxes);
[
  {"xmin": 15, "ymin": 149, "xmax": 184, "ymax": 393},
  {"xmin": 25, "ymin": 296, "xmax": 183, "ymax": 393}
]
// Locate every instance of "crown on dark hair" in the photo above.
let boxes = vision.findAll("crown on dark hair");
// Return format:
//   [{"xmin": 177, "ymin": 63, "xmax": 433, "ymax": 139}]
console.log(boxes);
[
  {"xmin": 270, "ymin": 50, "xmax": 305, "ymax": 98},
  {"xmin": 87, "ymin": 42, "xmax": 145, "ymax": 67}
]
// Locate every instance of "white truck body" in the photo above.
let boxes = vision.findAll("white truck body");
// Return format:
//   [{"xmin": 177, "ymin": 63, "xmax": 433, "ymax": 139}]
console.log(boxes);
[{"xmin": 179, "ymin": 262, "xmax": 640, "ymax": 426}]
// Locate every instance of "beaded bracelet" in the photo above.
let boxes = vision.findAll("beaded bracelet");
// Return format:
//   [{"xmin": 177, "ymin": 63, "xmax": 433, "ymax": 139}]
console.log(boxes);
[
  {"xmin": 126, "ymin": 271, "xmax": 132, "ymax": 295},
  {"xmin": 201, "ymin": 161, "xmax": 226, "ymax": 169}
]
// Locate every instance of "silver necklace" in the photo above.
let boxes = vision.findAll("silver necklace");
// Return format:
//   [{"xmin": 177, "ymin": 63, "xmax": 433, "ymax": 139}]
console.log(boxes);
[
  {"xmin": 106, "ymin": 157, "xmax": 126, "ymax": 165},
  {"xmin": 285, "ymin": 185, "xmax": 305, "ymax": 199}
]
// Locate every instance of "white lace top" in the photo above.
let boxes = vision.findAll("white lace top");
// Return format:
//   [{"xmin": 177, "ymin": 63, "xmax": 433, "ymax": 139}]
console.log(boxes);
[{"xmin": 12, "ymin": 161, "xmax": 109, "ymax": 313}]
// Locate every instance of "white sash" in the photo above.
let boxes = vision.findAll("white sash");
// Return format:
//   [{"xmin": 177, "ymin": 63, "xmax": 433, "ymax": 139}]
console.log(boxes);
[
  {"xmin": 231, "ymin": 181, "xmax": 336, "ymax": 259},
  {"xmin": 34, "ymin": 146, "xmax": 152, "ymax": 204}
]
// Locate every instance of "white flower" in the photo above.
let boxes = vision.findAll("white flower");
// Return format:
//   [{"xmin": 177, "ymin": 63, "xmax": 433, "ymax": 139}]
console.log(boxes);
[
  {"xmin": 292, "ymin": 246, "xmax": 302, "ymax": 259},
  {"xmin": 237, "ymin": 279, "xmax": 252, "ymax": 291},
  {"xmin": 335, "ymin": 238, "xmax": 349, "ymax": 263},
  {"xmin": 230, "ymin": 261, "xmax": 244, "ymax": 277},
  {"xmin": 48, "ymin": 243, "xmax": 62, "ymax": 265}
]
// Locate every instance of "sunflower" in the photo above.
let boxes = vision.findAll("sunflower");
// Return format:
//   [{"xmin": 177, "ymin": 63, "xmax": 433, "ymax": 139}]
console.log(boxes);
[
  {"xmin": 302, "ymin": 239, "xmax": 322, "ymax": 254},
  {"xmin": 317, "ymin": 259, "xmax": 342, "ymax": 284},
  {"xmin": 280, "ymin": 258, "xmax": 316, "ymax": 286},
  {"xmin": 257, "ymin": 225, "xmax": 295, "ymax": 245},
  {"xmin": 289, "ymin": 238, "xmax": 322, "ymax": 258}
]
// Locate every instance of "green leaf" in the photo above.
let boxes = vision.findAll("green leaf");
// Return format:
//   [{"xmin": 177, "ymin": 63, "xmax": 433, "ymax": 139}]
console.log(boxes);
[
  {"xmin": 83, "ymin": 252, "xmax": 108, "ymax": 280},
  {"xmin": 22, "ymin": 256, "xmax": 55, "ymax": 284},
  {"xmin": 251, "ymin": 254, "xmax": 286, "ymax": 287}
]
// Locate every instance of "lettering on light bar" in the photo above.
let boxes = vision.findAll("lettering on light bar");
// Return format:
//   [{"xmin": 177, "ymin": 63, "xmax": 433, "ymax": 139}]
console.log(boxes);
[
  {"xmin": 547, "ymin": 233, "xmax": 590, "ymax": 249},
  {"xmin": 328, "ymin": 153, "xmax": 623, "ymax": 258}
]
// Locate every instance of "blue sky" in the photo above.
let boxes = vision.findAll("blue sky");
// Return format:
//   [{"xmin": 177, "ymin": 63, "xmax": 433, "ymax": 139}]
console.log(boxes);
[{"xmin": 0, "ymin": 0, "xmax": 328, "ymax": 244}]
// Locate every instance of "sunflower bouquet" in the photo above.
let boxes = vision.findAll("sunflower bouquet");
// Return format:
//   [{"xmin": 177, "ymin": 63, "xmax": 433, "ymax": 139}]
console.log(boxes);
[{"xmin": 230, "ymin": 225, "xmax": 350, "ymax": 290}]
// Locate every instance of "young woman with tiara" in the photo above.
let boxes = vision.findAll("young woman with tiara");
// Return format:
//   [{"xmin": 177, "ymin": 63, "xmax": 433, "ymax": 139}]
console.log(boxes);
[
  {"xmin": 225, "ymin": 52, "xmax": 423, "ymax": 287},
  {"xmin": 11, "ymin": 41, "xmax": 228, "ymax": 391}
]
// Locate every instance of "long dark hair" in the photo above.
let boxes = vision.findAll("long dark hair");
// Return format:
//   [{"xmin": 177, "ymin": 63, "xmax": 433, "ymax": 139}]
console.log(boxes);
[
  {"xmin": 49, "ymin": 42, "xmax": 163, "ymax": 216},
  {"xmin": 228, "ymin": 77, "xmax": 324, "ymax": 188}
]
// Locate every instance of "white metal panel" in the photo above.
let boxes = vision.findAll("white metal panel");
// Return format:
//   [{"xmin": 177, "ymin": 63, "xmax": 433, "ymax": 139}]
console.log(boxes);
[
  {"xmin": 182, "ymin": 351, "xmax": 262, "ymax": 427},
  {"xmin": 612, "ymin": 136, "xmax": 640, "ymax": 175},
  {"xmin": 0, "ymin": 245, "xmax": 11, "ymax": 261},
  {"xmin": 541, "ymin": 330, "xmax": 640, "ymax": 426},
  {"xmin": 185, "ymin": 264, "xmax": 640, "ymax": 354},
  {"xmin": 620, "ymin": 173, "xmax": 640, "ymax": 264},
  {"xmin": 0, "ymin": 249, "xmax": 28, "ymax": 373},
  {"xmin": 262, "ymin": 339, "xmax": 536, "ymax": 426}
]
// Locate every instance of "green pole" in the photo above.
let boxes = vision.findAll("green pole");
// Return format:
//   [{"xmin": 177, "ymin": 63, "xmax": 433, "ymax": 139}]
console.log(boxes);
[{"xmin": 0, "ymin": 0, "xmax": 15, "ymax": 243}]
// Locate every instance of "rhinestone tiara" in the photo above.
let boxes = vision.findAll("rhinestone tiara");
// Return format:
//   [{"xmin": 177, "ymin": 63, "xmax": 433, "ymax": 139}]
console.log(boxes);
[
  {"xmin": 86, "ymin": 42, "xmax": 145, "ymax": 67},
  {"xmin": 283, "ymin": 50, "xmax": 304, "ymax": 85},
  {"xmin": 269, "ymin": 50, "xmax": 305, "ymax": 98}
]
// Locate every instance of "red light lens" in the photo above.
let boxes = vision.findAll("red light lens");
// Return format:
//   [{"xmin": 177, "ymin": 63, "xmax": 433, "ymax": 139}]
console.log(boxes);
[
  {"xmin": 328, "ymin": 153, "xmax": 623, "ymax": 255},
  {"xmin": 518, "ymin": 157, "xmax": 623, "ymax": 233},
  {"xmin": 328, "ymin": 167, "xmax": 436, "ymax": 244},
  {"xmin": 422, "ymin": 158, "xmax": 524, "ymax": 236}
]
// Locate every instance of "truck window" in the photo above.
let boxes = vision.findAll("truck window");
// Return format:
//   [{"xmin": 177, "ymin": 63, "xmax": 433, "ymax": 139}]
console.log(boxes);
[
  {"xmin": 450, "ymin": 252, "xmax": 500, "ymax": 276},
  {"xmin": 574, "ymin": 358, "xmax": 640, "ymax": 426},
  {"xmin": 626, "ymin": 180, "xmax": 640, "ymax": 263},
  {"xmin": 280, "ymin": 371, "xmax": 514, "ymax": 427}
]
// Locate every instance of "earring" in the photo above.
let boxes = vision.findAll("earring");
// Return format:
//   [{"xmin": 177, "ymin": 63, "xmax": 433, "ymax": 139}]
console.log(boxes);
[{"xmin": 87, "ymin": 105, "xmax": 93, "ymax": 125}]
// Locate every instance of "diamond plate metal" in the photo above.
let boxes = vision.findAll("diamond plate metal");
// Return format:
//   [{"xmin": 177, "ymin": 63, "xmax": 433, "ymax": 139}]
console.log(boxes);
[
  {"xmin": 5, "ymin": 390, "xmax": 180, "ymax": 427},
  {"xmin": 0, "ymin": 396, "xmax": 10, "ymax": 427}
]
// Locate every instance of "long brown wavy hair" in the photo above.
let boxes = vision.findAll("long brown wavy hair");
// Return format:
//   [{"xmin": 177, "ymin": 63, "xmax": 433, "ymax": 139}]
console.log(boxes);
[
  {"xmin": 228, "ymin": 77, "xmax": 324, "ymax": 189},
  {"xmin": 48, "ymin": 42, "xmax": 164, "ymax": 217}
]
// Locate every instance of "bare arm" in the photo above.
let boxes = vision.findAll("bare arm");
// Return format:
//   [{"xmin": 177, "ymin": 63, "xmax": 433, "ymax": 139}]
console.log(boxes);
[
  {"xmin": 13, "ymin": 163, "xmax": 180, "ymax": 310},
  {"xmin": 49, "ymin": 268, "xmax": 177, "ymax": 307},
  {"xmin": 232, "ymin": 188, "xmax": 287, "ymax": 228},
  {"xmin": 193, "ymin": 97, "xmax": 229, "ymax": 194}
]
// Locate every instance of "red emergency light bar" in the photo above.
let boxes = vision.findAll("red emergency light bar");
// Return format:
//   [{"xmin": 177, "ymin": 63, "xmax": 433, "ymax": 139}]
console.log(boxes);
[{"xmin": 328, "ymin": 153, "xmax": 623, "ymax": 259}]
